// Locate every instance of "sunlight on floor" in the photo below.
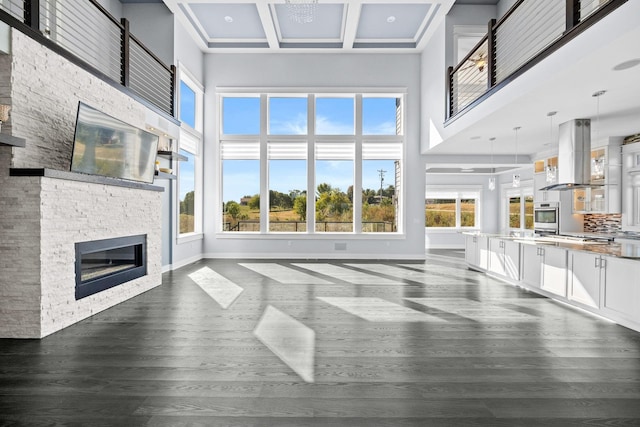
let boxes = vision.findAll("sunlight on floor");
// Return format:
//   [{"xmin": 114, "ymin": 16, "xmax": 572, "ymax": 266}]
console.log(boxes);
[
  {"xmin": 317, "ymin": 296, "xmax": 445, "ymax": 322},
  {"xmin": 188, "ymin": 266, "xmax": 244, "ymax": 309},
  {"xmin": 253, "ymin": 305, "xmax": 316, "ymax": 383}
]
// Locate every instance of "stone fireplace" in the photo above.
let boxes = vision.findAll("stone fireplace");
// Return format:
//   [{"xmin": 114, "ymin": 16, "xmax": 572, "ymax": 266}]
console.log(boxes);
[
  {"xmin": 0, "ymin": 30, "xmax": 168, "ymax": 339},
  {"xmin": 0, "ymin": 167, "xmax": 163, "ymax": 339}
]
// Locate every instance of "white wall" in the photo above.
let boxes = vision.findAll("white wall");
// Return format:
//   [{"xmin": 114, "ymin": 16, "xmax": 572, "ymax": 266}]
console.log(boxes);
[
  {"xmin": 497, "ymin": 0, "xmax": 518, "ymax": 19},
  {"xmin": 96, "ymin": 0, "xmax": 122, "ymax": 19},
  {"xmin": 122, "ymin": 3, "xmax": 174, "ymax": 66},
  {"xmin": 175, "ymin": 18, "xmax": 204, "ymax": 84},
  {"xmin": 202, "ymin": 53, "xmax": 426, "ymax": 259}
]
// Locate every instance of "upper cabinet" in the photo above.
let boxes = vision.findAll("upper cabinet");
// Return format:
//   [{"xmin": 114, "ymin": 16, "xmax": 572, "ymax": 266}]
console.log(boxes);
[
  {"xmin": 534, "ymin": 156, "xmax": 560, "ymax": 203},
  {"xmin": 622, "ymin": 142, "xmax": 640, "ymax": 231},
  {"xmin": 573, "ymin": 142, "xmax": 621, "ymax": 214}
]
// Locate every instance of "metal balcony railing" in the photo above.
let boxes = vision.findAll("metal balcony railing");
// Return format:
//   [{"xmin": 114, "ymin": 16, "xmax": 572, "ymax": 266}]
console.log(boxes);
[
  {"xmin": 0, "ymin": 0, "xmax": 175, "ymax": 118},
  {"xmin": 447, "ymin": 0, "xmax": 626, "ymax": 120}
]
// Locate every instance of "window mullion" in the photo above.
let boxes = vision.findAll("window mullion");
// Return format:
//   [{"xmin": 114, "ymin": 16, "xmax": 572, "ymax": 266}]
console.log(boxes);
[
  {"xmin": 354, "ymin": 94, "xmax": 363, "ymax": 234},
  {"xmin": 307, "ymin": 94, "xmax": 315, "ymax": 234},
  {"xmin": 260, "ymin": 94, "xmax": 268, "ymax": 234}
]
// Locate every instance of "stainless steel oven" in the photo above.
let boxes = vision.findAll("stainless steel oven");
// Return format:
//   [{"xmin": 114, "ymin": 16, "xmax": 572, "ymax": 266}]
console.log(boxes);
[{"xmin": 534, "ymin": 202, "xmax": 559, "ymax": 235}]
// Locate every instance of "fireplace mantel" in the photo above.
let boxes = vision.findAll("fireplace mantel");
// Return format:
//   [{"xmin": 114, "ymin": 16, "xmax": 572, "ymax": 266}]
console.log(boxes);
[{"xmin": 10, "ymin": 168, "xmax": 164, "ymax": 192}]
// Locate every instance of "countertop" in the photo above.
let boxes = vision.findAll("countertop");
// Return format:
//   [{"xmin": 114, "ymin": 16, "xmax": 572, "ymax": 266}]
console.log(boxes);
[{"xmin": 463, "ymin": 231, "xmax": 640, "ymax": 259}]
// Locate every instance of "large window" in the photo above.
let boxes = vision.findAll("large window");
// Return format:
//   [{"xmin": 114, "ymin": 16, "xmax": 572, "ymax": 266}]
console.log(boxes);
[
  {"xmin": 218, "ymin": 92, "xmax": 404, "ymax": 234},
  {"xmin": 504, "ymin": 186, "xmax": 534, "ymax": 232},
  {"xmin": 177, "ymin": 67, "xmax": 203, "ymax": 237},
  {"xmin": 425, "ymin": 187, "xmax": 480, "ymax": 229}
]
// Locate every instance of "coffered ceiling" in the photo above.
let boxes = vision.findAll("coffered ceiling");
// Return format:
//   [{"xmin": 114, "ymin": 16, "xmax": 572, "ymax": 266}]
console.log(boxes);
[{"xmin": 162, "ymin": 0, "xmax": 456, "ymax": 52}]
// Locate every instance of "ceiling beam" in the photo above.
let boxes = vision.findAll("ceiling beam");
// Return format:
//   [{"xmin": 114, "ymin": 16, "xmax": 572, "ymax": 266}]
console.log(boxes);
[
  {"xmin": 255, "ymin": 0, "xmax": 280, "ymax": 49},
  {"xmin": 342, "ymin": 1, "xmax": 362, "ymax": 50}
]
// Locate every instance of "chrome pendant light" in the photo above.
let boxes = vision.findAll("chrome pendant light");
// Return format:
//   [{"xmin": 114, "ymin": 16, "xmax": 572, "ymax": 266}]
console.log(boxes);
[
  {"xmin": 546, "ymin": 111, "xmax": 557, "ymax": 183},
  {"xmin": 488, "ymin": 137, "xmax": 496, "ymax": 191},
  {"xmin": 512, "ymin": 127, "xmax": 521, "ymax": 188}
]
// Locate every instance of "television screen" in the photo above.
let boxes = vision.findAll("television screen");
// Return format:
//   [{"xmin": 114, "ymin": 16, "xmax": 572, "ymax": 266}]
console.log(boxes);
[{"xmin": 70, "ymin": 102, "xmax": 159, "ymax": 183}]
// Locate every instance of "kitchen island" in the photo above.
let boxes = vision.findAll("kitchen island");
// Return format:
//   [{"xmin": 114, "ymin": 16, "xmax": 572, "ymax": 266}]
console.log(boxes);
[{"xmin": 464, "ymin": 232, "xmax": 640, "ymax": 333}]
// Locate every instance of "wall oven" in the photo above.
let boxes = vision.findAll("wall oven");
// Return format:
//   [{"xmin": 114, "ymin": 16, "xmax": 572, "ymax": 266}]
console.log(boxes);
[{"xmin": 534, "ymin": 202, "xmax": 559, "ymax": 235}]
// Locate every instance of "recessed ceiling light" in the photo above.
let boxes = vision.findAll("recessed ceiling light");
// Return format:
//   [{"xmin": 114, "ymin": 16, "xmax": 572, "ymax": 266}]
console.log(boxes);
[
  {"xmin": 613, "ymin": 58, "xmax": 640, "ymax": 71},
  {"xmin": 386, "ymin": 16, "xmax": 396, "ymax": 23},
  {"xmin": 461, "ymin": 168, "xmax": 474, "ymax": 173},
  {"xmin": 224, "ymin": 16, "xmax": 234, "ymax": 23},
  {"xmin": 470, "ymin": 136, "xmax": 481, "ymax": 140}
]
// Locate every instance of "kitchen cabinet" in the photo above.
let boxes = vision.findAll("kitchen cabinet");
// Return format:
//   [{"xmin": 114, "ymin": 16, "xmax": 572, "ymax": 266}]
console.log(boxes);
[
  {"xmin": 573, "ymin": 144, "xmax": 621, "ymax": 214},
  {"xmin": 521, "ymin": 244, "xmax": 542, "ymax": 289},
  {"xmin": 534, "ymin": 157, "xmax": 560, "ymax": 203},
  {"xmin": 465, "ymin": 234, "xmax": 488, "ymax": 270},
  {"xmin": 522, "ymin": 245, "xmax": 567, "ymax": 296},
  {"xmin": 540, "ymin": 246, "xmax": 567, "ymax": 297},
  {"xmin": 622, "ymin": 143, "xmax": 640, "ymax": 230},
  {"xmin": 601, "ymin": 256, "xmax": 640, "ymax": 325},
  {"xmin": 488, "ymin": 238, "xmax": 520, "ymax": 280},
  {"xmin": 567, "ymin": 250, "xmax": 601, "ymax": 309}
]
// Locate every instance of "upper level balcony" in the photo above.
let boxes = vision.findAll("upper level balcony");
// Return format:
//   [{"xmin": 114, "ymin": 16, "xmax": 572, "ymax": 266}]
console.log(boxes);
[
  {"xmin": 447, "ymin": 0, "xmax": 626, "ymax": 121},
  {"xmin": 0, "ymin": 0, "xmax": 175, "ymax": 120}
]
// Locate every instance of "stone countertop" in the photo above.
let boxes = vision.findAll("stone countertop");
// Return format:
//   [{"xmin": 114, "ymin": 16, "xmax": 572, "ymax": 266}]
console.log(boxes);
[{"xmin": 463, "ymin": 232, "xmax": 640, "ymax": 259}]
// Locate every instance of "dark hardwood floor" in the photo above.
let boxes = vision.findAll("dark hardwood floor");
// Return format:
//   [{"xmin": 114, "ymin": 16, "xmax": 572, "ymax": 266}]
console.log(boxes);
[{"xmin": 2, "ymin": 252, "xmax": 640, "ymax": 426}]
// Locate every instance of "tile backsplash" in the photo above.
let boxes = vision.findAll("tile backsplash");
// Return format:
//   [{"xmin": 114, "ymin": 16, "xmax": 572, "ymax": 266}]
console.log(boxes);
[{"xmin": 583, "ymin": 214, "xmax": 622, "ymax": 233}]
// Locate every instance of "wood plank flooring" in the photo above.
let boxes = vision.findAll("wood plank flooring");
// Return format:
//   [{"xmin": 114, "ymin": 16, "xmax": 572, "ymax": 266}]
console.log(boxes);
[{"xmin": 1, "ymin": 251, "xmax": 640, "ymax": 426}]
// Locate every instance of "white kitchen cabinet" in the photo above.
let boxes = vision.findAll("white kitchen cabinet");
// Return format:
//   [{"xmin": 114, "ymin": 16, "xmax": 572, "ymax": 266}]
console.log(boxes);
[
  {"xmin": 567, "ymin": 250, "xmax": 601, "ymax": 309},
  {"xmin": 521, "ymin": 244, "xmax": 542, "ymax": 289},
  {"xmin": 622, "ymin": 143, "xmax": 640, "ymax": 231},
  {"xmin": 540, "ymin": 246, "xmax": 568, "ymax": 297},
  {"xmin": 465, "ymin": 235, "xmax": 489, "ymax": 270},
  {"xmin": 465, "ymin": 235, "xmax": 477, "ymax": 266},
  {"xmin": 488, "ymin": 238, "xmax": 520, "ymax": 281},
  {"xmin": 601, "ymin": 256, "xmax": 640, "ymax": 325}
]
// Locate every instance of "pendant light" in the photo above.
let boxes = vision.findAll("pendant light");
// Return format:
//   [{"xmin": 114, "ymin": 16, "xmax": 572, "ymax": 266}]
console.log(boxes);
[
  {"xmin": 592, "ymin": 90, "xmax": 606, "ymax": 178},
  {"xmin": 545, "ymin": 111, "xmax": 557, "ymax": 183},
  {"xmin": 488, "ymin": 137, "xmax": 496, "ymax": 191},
  {"xmin": 512, "ymin": 127, "xmax": 521, "ymax": 188}
]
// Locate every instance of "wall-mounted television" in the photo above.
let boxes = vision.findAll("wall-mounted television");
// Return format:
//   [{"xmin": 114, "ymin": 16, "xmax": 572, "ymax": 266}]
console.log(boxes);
[{"xmin": 70, "ymin": 102, "xmax": 159, "ymax": 183}]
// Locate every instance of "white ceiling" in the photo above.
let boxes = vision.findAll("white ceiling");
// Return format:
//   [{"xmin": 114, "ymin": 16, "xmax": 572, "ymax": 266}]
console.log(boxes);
[{"xmin": 162, "ymin": 0, "xmax": 456, "ymax": 52}]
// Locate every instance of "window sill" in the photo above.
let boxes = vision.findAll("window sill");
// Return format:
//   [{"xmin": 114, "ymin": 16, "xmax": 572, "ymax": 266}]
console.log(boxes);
[
  {"xmin": 215, "ymin": 232, "xmax": 406, "ymax": 240},
  {"xmin": 425, "ymin": 228, "xmax": 479, "ymax": 234},
  {"xmin": 177, "ymin": 233, "xmax": 204, "ymax": 244}
]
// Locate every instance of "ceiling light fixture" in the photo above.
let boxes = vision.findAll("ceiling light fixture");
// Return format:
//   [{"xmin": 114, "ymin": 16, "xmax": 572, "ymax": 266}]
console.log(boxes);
[
  {"xmin": 613, "ymin": 58, "xmax": 640, "ymax": 71},
  {"xmin": 512, "ymin": 126, "xmax": 521, "ymax": 188},
  {"xmin": 286, "ymin": 0, "xmax": 318, "ymax": 24},
  {"xmin": 546, "ymin": 111, "xmax": 557, "ymax": 184},
  {"xmin": 224, "ymin": 16, "xmax": 234, "ymax": 23},
  {"xmin": 592, "ymin": 90, "xmax": 606, "ymax": 178},
  {"xmin": 386, "ymin": 16, "xmax": 396, "ymax": 23}
]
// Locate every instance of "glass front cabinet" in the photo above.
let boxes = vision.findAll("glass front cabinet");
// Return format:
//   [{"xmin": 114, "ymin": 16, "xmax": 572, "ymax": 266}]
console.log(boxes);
[{"xmin": 573, "ymin": 142, "xmax": 621, "ymax": 214}]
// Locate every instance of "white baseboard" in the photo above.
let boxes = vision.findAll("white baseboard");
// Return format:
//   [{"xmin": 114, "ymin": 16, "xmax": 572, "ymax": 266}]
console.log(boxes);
[{"xmin": 201, "ymin": 252, "xmax": 426, "ymax": 260}]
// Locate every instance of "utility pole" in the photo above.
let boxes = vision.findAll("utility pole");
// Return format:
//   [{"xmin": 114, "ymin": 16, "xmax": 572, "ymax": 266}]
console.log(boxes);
[{"xmin": 378, "ymin": 169, "xmax": 386, "ymax": 202}]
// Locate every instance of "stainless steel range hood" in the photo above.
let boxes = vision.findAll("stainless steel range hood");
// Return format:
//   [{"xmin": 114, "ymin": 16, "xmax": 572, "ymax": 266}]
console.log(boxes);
[{"xmin": 540, "ymin": 118, "xmax": 603, "ymax": 191}]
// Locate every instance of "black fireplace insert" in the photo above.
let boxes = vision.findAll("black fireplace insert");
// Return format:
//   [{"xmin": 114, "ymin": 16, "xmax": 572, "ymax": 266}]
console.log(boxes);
[{"xmin": 75, "ymin": 235, "xmax": 147, "ymax": 300}]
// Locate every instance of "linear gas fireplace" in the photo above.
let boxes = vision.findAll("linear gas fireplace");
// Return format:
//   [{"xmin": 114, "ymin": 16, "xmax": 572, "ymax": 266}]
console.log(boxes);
[{"xmin": 75, "ymin": 235, "xmax": 147, "ymax": 300}]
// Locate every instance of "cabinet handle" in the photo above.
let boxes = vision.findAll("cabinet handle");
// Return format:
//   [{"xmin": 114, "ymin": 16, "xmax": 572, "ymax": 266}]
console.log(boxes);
[
  {"xmin": 594, "ymin": 257, "xmax": 600, "ymax": 268},
  {"xmin": 601, "ymin": 258, "xmax": 606, "ymax": 269}
]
